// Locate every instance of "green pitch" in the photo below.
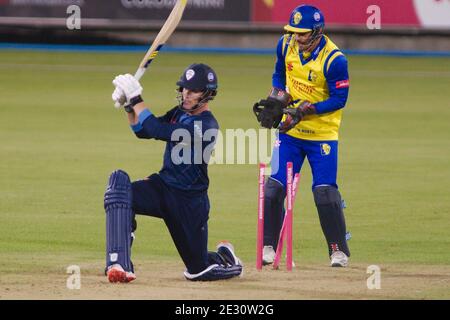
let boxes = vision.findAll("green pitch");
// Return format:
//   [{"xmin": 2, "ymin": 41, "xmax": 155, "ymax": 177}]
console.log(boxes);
[{"xmin": 0, "ymin": 50, "xmax": 449, "ymax": 297}]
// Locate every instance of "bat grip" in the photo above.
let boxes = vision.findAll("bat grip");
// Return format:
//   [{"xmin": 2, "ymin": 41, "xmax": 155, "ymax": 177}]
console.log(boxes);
[{"xmin": 134, "ymin": 67, "xmax": 146, "ymax": 81}]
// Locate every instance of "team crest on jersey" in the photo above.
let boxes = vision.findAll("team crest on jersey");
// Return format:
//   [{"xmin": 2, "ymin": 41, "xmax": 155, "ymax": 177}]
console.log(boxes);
[
  {"xmin": 293, "ymin": 12, "xmax": 302, "ymax": 25},
  {"xmin": 308, "ymin": 70, "xmax": 318, "ymax": 82},
  {"xmin": 320, "ymin": 143, "xmax": 331, "ymax": 156}
]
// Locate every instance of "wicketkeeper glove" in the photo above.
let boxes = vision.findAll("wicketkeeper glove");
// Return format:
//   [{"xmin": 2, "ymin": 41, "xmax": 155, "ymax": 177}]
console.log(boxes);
[
  {"xmin": 253, "ymin": 88, "xmax": 292, "ymax": 129},
  {"xmin": 278, "ymin": 101, "xmax": 317, "ymax": 133}
]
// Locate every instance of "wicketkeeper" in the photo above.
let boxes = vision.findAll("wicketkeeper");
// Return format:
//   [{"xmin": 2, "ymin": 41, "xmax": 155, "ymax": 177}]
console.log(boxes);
[
  {"xmin": 105, "ymin": 63, "xmax": 243, "ymax": 282},
  {"xmin": 253, "ymin": 5, "xmax": 351, "ymax": 267}
]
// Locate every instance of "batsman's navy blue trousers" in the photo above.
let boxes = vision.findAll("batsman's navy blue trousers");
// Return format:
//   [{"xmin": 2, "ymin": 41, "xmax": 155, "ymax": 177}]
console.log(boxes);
[{"xmin": 132, "ymin": 174, "xmax": 210, "ymax": 274}]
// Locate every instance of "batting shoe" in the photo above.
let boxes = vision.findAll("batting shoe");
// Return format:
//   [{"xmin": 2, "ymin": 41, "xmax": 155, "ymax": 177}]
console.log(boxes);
[
  {"xmin": 330, "ymin": 251, "xmax": 349, "ymax": 267},
  {"xmin": 107, "ymin": 264, "xmax": 136, "ymax": 283},
  {"xmin": 217, "ymin": 241, "xmax": 242, "ymax": 267},
  {"xmin": 262, "ymin": 245, "xmax": 275, "ymax": 265}
]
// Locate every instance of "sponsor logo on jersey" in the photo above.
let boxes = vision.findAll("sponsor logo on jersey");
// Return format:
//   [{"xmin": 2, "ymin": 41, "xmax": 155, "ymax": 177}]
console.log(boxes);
[
  {"xmin": 287, "ymin": 62, "xmax": 294, "ymax": 71},
  {"xmin": 288, "ymin": 74, "xmax": 315, "ymax": 95},
  {"xmin": 336, "ymin": 79, "xmax": 350, "ymax": 89}
]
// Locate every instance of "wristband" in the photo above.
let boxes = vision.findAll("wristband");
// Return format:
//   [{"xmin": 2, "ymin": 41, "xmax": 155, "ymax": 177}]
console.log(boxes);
[
  {"xmin": 124, "ymin": 104, "xmax": 134, "ymax": 113},
  {"xmin": 130, "ymin": 95, "xmax": 143, "ymax": 107},
  {"xmin": 124, "ymin": 95, "xmax": 143, "ymax": 113}
]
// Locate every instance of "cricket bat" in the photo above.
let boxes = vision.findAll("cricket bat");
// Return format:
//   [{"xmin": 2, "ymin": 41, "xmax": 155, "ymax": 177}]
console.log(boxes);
[{"xmin": 115, "ymin": 0, "xmax": 188, "ymax": 108}]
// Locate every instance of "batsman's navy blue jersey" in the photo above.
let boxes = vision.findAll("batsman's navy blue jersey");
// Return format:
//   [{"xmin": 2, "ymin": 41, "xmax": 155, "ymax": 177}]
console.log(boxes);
[{"xmin": 130, "ymin": 106, "xmax": 219, "ymax": 192}]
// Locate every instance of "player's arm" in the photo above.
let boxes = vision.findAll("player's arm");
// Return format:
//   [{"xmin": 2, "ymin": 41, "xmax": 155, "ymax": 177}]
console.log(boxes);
[
  {"xmin": 129, "ymin": 104, "xmax": 199, "ymax": 141},
  {"xmin": 157, "ymin": 106, "xmax": 178, "ymax": 123},
  {"xmin": 253, "ymin": 36, "xmax": 291, "ymax": 129},
  {"xmin": 112, "ymin": 74, "xmax": 192, "ymax": 141},
  {"xmin": 111, "ymin": 74, "xmax": 210, "ymax": 142},
  {"xmin": 314, "ymin": 55, "xmax": 350, "ymax": 114},
  {"xmin": 126, "ymin": 106, "xmax": 178, "ymax": 139},
  {"xmin": 272, "ymin": 36, "xmax": 287, "ymax": 90}
]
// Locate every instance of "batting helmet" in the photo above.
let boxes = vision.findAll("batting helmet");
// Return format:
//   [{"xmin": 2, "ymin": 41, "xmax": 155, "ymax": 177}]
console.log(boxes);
[
  {"xmin": 176, "ymin": 63, "xmax": 218, "ymax": 92},
  {"xmin": 284, "ymin": 5, "xmax": 325, "ymax": 52},
  {"xmin": 176, "ymin": 63, "xmax": 218, "ymax": 112},
  {"xmin": 284, "ymin": 5, "xmax": 325, "ymax": 33}
]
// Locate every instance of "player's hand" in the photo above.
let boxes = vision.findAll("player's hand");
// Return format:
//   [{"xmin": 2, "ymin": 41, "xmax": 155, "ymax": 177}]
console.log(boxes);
[
  {"xmin": 112, "ymin": 74, "xmax": 143, "ymax": 106},
  {"xmin": 278, "ymin": 101, "xmax": 316, "ymax": 133},
  {"xmin": 253, "ymin": 98, "xmax": 285, "ymax": 129},
  {"xmin": 253, "ymin": 88, "xmax": 292, "ymax": 129},
  {"xmin": 112, "ymin": 87, "xmax": 126, "ymax": 109}
]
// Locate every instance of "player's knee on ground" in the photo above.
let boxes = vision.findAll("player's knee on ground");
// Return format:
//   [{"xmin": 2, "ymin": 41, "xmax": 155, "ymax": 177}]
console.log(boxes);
[
  {"xmin": 313, "ymin": 185, "xmax": 350, "ymax": 257},
  {"xmin": 263, "ymin": 178, "xmax": 286, "ymax": 247},
  {"xmin": 104, "ymin": 169, "xmax": 134, "ymax": 272}
]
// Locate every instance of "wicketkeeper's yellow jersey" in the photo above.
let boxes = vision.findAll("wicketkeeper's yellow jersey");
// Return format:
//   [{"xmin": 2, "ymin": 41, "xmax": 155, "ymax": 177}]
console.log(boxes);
[{"xmin": 273, "ymin": 35, "xmax": 350, "ymax": 141}]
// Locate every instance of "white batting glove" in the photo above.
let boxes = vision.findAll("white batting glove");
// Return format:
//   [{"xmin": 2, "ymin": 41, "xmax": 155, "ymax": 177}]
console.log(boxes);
[
  {"xmin": 112, "ymin": 87, "xmax": 126, "ymax": 109},
  {"xmin": 112, "ymin": 74, "xmax": 143, "ymax": 105}
]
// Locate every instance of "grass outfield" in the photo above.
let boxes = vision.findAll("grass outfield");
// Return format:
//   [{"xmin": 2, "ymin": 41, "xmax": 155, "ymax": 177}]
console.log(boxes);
[{"xmin": 0, "ymin": 50, "xmax": 449, "ymax": 299}]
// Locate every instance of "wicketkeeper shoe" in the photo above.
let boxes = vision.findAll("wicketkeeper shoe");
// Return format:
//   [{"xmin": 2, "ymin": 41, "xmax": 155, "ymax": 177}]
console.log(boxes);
[
  {"xmin": 217, "ymin": 241, "xmax": 242, "ymax": 267},
  {"xmin": 107, "ymin": 264, "xmax": 136, "ymax": 283},
  {"xmin": 262, "ymin": 245, "xmax": 275, "ymax": 265},
  {"xmin": 330, "ymin": 251, "xmax": 349, "ymax": 267}
]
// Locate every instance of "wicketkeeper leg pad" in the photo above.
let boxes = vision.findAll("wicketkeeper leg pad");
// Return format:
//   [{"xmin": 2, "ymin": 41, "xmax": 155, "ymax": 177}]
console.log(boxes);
[
  {"xmin": 263, "ymin": 177, "xmax": 286, "ymax": 248},
  {"xmin": 104, "ymin": 170, "xmax": 134, "ymax": 272},
  {"xmin": 313, "ymin": 185, "xmax": 350, "ymax": 257}
]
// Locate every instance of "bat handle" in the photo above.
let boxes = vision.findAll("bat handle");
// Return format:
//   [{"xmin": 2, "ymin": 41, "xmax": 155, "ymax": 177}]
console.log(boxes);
[{"xmin": 134, "ymin": 67, "xmax": 146, "ymax": 81}]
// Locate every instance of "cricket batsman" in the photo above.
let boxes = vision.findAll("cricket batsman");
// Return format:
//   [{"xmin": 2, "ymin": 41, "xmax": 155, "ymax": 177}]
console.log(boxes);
[
  {"xmin": 253, "ymin": 5, "xmax": 351, "ymax": 267},
  {"xmin": 104, "ymin": 63, "xmax": 243, "ymax": 282}
]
